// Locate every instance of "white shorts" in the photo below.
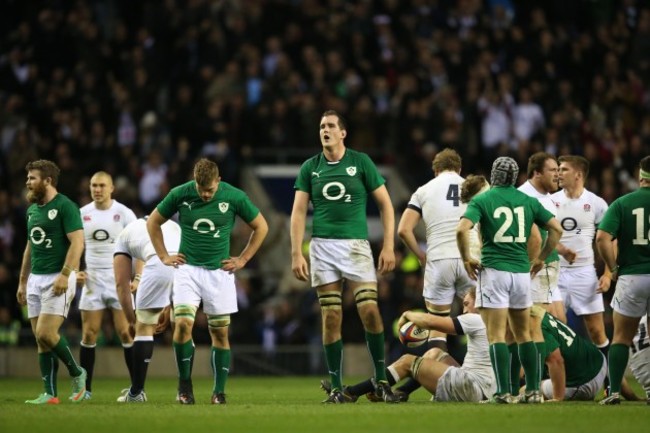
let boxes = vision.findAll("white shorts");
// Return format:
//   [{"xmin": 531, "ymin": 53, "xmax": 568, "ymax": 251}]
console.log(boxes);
[
  {"xmin": 135, "ymin": 256, "xmax": 174, "ymax": 310},
  {"xmin": 610, "ymin": 275, "xmax": 650, "ymax": 318},
  {"xmin": 541, "ymin": 353, "xmax": 606, "ymax": 401},
  {"xmin": 558, "ymin": 266, "xmax": 604, "ymax": 315},
  {"xmin": 630, "ymin": 346, "xmax": 650, "ymax": 392},
  {"xmin": 309, "ymin": 238, "xmax": 377, "ymax": 288},
  {"xmin": 434, "ymin": 367, "xmax": 487, "ymax": 402},
  {"xmin": 173, "ymin": 264, "xmax": 237, "ymax": 315},
  {"xmin": 531, "ymin": 261, "xmax": 559, "ymax": 304},
  {"xmin": 423, "ymin": 259, "xmax": 474, "ymax": 305},
  {"xmin": 27, "ymin": 272, "xmax": 77, "ymax": 319},
  {"xmin": 79, "ymin": 268, "xmax": 121, "ymax": 311},
  {"xmin": 476, "ymin": 268, "xmax": 531, "ymax": 309}
]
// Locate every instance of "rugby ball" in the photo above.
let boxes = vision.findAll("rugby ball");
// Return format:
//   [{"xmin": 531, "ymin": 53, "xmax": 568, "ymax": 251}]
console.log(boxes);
[{"xmin": 399, "ymin": 321, "xmax": 428, "ymax": 348}]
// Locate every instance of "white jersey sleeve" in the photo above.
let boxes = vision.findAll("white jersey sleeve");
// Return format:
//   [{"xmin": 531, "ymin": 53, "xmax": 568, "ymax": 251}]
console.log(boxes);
[
  {"xmin": 407, "ymin": 172, "xmax": 476, "ymax": 261},
  {"xmin": 81, "ymin": 200, "xmax": 137, "ymax": 269},
  {"xmin": 550, "ymin": 189, "xmax": 608, "ymax": 268},
  {"xmin": 115, "ymin": 218, "xmax": 181, "ymax": 262},
  {"xmin": 456, "ymin": 313, "xmax": 495, "ymax": 398}
]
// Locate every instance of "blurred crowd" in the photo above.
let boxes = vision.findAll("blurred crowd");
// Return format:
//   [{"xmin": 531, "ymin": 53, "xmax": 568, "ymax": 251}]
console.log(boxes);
[{"xmin": 1, "ymin": 0, "xmax": 648, "ymax": 361}]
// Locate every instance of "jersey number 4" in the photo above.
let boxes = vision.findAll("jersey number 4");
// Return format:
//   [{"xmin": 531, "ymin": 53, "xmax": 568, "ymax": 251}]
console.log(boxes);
[{"xmin": 446, "ymin": 184, "xmax": 460, "ymax": 207}]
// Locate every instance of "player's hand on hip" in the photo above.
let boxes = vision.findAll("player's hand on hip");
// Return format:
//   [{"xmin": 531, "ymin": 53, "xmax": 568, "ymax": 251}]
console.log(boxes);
[
  {"xmin": 377, "ymin": 249, "xmax": 396, "ymax": 274},
  {"xmin": 561, "ymin": 249, "xmax": 577, "ymax": 265},
  {"xmin": 530, "ymin": 258, "xmax": 545, "ymax": 278},
  {"xmin": 53, "ymin": 273, "xmax": 69, "ymax": 296},
  {"xmin": 76, "ymin": 271, "xmax": 86, "ymax": 285},
  {"xmin": 292, "ymin": 255, "xmax": 310, "ymax": 281},
  {"xmin": 463, "ymin": 259, "xmax": 481, "ymax": 280},
  {"xmin": 162, "ymin": 253, "xmax": 186, "ymax": 268},
  {"xmin": 597, "ymin": 275, "xmax": 612, "ymax": 293},
  {"xmin": 221, "ymin": 256, "xmax": 246, "ymax": 274},
  {"xmin": 16, "ymin": 284, "xmax": 26, "ymax": 305}
]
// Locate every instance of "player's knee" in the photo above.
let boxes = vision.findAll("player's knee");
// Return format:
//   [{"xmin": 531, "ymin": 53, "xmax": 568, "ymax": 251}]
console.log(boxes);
[
  {"xmin": 35, "ymin": 330, "xmax": 57, "ymax": 348},
  {"xmin": 353, "ymin": 286, "xmax": 378, "ymax": 309},
  {"xmin": 207, "ymin": 315, "xmax": 230, "ymax": 330},
  {"xmin": 396, "ymin": 354, "xmax": 416, "ymax": 369},
  {"xmin": 422, "ymin": 347, "xmax": 447, "ymax": 361}
]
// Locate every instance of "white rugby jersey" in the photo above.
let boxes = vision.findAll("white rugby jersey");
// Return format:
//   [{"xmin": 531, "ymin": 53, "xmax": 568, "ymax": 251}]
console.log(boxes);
[
  {"xmin": 81, "ymin": 200, "xmax": 137, "ymax": 269},
  {"xmin": 630, "ymin": 315, "xmax": 650, "ymax": 390},
  {"xmin": 518, "ymin": 180, "xmax": 557, "ymax": 216},
  {"xmin": 114, "ymin": 218, "xmax": 181, "ymax": 262},
  {"xmin": 550, "ymin": 188, "xmax": 608, "ymax": 268},
  {"xmin": 456, "ymin": 313, "xmax": 496, "ymax": 398},
  {"xmin": 407, "ymin": 172, "xmax": 479, "ymax": 261}
]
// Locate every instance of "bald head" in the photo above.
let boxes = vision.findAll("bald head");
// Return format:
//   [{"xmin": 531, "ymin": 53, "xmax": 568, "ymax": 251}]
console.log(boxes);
[{"xmin": 90, "ymin": 171, "xmax": 114, "ymax": 208}]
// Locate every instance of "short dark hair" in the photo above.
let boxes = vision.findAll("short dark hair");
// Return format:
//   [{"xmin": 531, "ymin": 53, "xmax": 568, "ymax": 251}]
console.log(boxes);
[
  {"xmin": 558, "ymin": 155, "xmax": 590, "ymax": 178},
  {"xmin": 527, "ymin": 152, "xmax": 556, "ymax": 178},
  {"xmin": 25, "ymin": 160, "xmax": 60, "ymax": 187},
  {"xmin": 321, "ymin": 110, "xmax": 346, "ymax": 130},
  {"xmin": 193, "ymin": 158, "xmax": 219, "ymax": 186},
  {"xmin": 433, "ymin": 148, "xmax": 462, "ymax": 173}
]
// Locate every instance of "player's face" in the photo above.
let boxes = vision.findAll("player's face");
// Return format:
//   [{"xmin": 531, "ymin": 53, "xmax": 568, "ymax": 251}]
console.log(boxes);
[
  {"xmin": 319, "ymin": 115, "xmax": 346, "ymax": 149},
  {"xmin": 25, "ymin": 170, "xmax": 48, "ymax": 204},
  {"xmin": 538, "ymin": 158, "xmax": 559, "ymax": 193},
  {"xmin": 558, "ymin": 162, "xmax": 579, "ymax": 189},
  {"xmin": 90, "ymin": 174, "xmax": 114, "ymax": 205},
  {"xmin": 462, "ymin": 293, "xmax": 476, "ymax": 314},
  {"xmin": 196, "ymin": 179, "xmax": 219, "ymax": 202}
]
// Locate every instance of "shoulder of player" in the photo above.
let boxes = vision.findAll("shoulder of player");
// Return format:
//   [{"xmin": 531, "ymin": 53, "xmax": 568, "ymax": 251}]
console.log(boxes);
[
  {"xmin": 54, "ymin": 193, "xmax": 79, "ymax": 209},
  {"xmin": 168, "ymin": 180, "xmax": 196, "ymax": 197}
]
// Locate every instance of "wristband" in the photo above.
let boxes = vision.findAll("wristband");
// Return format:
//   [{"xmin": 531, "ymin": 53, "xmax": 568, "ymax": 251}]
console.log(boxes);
[
  {"xmin": 610, "ymin": 266, "xmax": 619, "ymax": 274},
  {"xmin": 61, "ymin": 265, "xmax": 73, "ymax": 277},
  {"xmin": 134, "ymin": 274, "xmax": 142, "ymax": 281}
]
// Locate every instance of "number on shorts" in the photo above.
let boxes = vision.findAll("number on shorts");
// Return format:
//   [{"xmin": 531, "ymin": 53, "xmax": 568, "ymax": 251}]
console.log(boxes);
[{"xmin": 493, "ymin": 206, "xmax": 526, "ymax": 243}]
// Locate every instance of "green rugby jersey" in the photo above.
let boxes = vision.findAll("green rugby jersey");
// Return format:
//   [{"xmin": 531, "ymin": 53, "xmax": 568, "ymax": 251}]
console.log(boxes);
[
  {"xmin": 598, "ymin": 187, "xmax": 650, "ymax": 275},
  {"xmin": 294, "ymin": 149, "xmax": 385, "ymax": 239},
  {"xmin": 156, "ymin": 181, "xmax": 259, "ymax": 270},
  {"xmin": 26, "ymin": 194, "xmax": 83, "ymax": 274},
  {"xmin": 463, "ymin": 186, "xmax": 554, "ymax": 272},
  {"xmin": 541, "ymin": 313, "xmax": 603, "ymax": 387}
]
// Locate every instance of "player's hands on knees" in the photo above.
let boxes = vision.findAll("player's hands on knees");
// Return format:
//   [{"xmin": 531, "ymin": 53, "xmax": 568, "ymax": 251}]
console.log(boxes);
[
  {"xmin": 53, "ymin": 274, "xmax": 68, "ymax": 296},
  {"xmin": 292, "ymin": 255, "xmax": 310, "ymax": 281},
  {"xmin": 463, "ymin": 259, "xmax": 482, "ymax": 280},
  {"xmin": 377, "ymin": 249, "xmax": 396, "ymax": 274},
  {"xmin": 16, "ymin": 284, "xmax": 27, "ymax": 305},
  {"xmin": 76, "ymin": 271, "xmax": 86, "ymax": 285},
  {"xmin": 162, "ymin": 253, "xmax": 186, "ymax": 268}
]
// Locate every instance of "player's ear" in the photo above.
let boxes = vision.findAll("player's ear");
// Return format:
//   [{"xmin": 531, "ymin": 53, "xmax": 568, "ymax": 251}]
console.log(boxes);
[{"xmin": 340, "ymin": 130, "xmax": 346, "ymax": 139}]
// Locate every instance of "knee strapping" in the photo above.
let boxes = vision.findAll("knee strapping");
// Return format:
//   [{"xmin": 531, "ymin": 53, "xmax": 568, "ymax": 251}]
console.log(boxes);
[
  {"xmin": 353, "ymin": 286, "xmax": 377, "ymax": 306},
  {"xmin": 410, "ymin": 356, "xmax": 424, "ymax": 380},
  {"xmin": 207, "ymin": 314, "xmax": 230, "ymax": 330},
  {"xmin": 318, "ymin": 291, "xmax": 342, "ymax": 310},
  {"xmin": 174, "ymin": 304, "xmax": 198, "ymax": 321},
  {"xmin": 427, "ymin": 307, "xmax": 451, "ymax": 317},
  {"xmin": 136, "ymin": 309, "xmax": 163, "ymax": 325}
]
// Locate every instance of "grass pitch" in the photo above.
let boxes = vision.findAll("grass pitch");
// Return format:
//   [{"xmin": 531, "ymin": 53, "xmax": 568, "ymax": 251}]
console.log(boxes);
[{"xmin": 1, "ymin": 377, "xmax": 648, "ymax": 433}]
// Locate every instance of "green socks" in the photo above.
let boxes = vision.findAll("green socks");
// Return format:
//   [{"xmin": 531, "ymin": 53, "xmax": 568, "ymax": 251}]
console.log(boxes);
[
  {"xmin": 39, "ymin": 352, "xmax": 59, "ymax": 396},
  {"xmin": 607, "ymin": 343, "xmax": 629, "ymax": 394},
  {"xmin": 365, "ymin": 331, "xmax": 387, "ymax": 382},
  {"xmin": 324, "ymin": 340, "xmax": 344, "ymax": 391},
  {"xmin": 489, "ymin": 343, "xmax": 510, "ymax": 395},
  {"xmin": 508, "ymin": 343, "xmax": 521, "ymax": 395},
  {"xmin": 52, "ymin": 336, "xmax": 83, "ymax": 376},
  {"xmin": 211, "ymin": 347, "xmax": 231, "ymax": 394},
  {"xmin": 173, "ymin": 340, "xmax": 195, "ymax": 381},
  {"xmin": 518, "ymin": 341, "xmax": 539, "ymax": 392}
]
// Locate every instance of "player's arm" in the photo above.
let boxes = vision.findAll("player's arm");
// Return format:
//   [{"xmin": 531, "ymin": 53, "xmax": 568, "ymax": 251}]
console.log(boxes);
[
  {"xmin": 594, "ymin": 231, "xmax": 617, "ymax": 292},
  {"xmin": 399, "ymin": 311, "xmax": 457, "ymax": 335},
  {"xmin": 397, "ymin": 208, "xmax": 425, "ymax": 266},
  {"xmin": 16, "ymin": 242, "xmax": 32, "ymax": 305},
  {"xmin": 555, "ymin": 242, "xmax": 577, "ymax": 264},
  {"xmin": 595, "ymin": 230, "xmax": 617, "ymax": 274},
  {"xmin": 532, "ymin": 217, "xmax": 562, "ymax": 276},
  {"xmin": 114, "ymin": 253, "xmax": 136, "ymax": 327},
  {"xmin": 545, "ymin": 347, "xmax": 566, "ymax": 401},
  {"xmin": 147, "ymin": 209, "xmax": 185, "ymax": 267},
  {"xmin": 53, "ymin": 229, "xmax": 84, "ymax": 296},
  {"xmin": 130, "ymin": 259, "xmax": 145, "ymax": 293},
  {"xmin": 528, "ymin": 224, "xmax": 542, "ymax": 262},
  {"xmin": 372, "ymin": 185, "xmax": 396, "ymax": 274},
  {"xmin": 456, "ymin": 217, "xmax": 480, "ymax": 280},
  {"xmin": 222, "ymin": 213, "xmax": 269, "ymax": 273},
  {"xmin": 290, "ymin": 190, "xmax": 310, "ymax": 281}
]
